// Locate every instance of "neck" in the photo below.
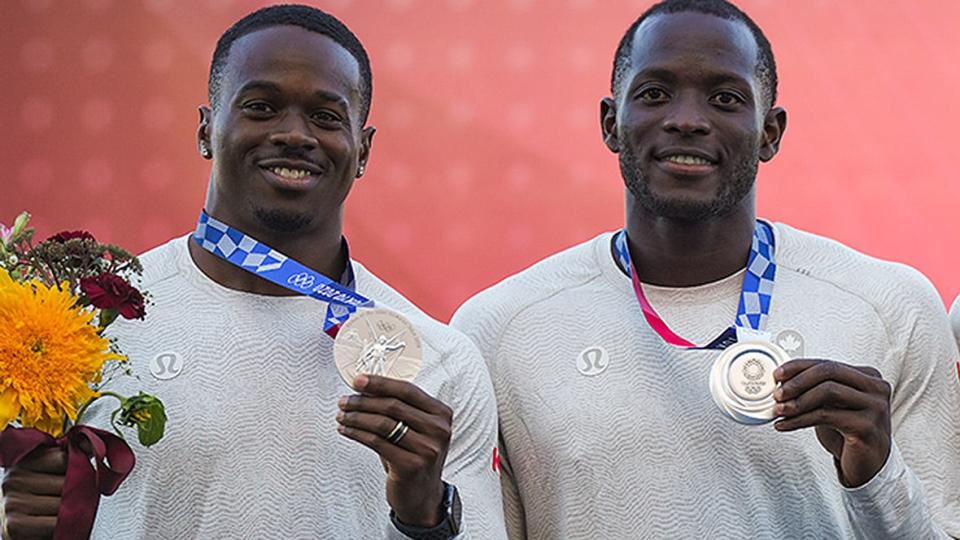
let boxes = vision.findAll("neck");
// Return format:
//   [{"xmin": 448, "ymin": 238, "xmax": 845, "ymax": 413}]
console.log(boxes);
[
  {"xmin": 624, "ymin": 194, "xmax": 756, "ymax": 287},
  {"xmin": 189, "ymin": 208, "xmax": 346, "ymax": 297}
]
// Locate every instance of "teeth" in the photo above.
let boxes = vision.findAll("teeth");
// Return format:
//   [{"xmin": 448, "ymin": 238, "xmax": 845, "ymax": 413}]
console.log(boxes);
[
  {"xmin": 270, "ymin": 167, "xmax": 310, "ymax": 179},
  {"xmin": 664, "ymin": 155, "xmax": 712, "ymax": 165}
]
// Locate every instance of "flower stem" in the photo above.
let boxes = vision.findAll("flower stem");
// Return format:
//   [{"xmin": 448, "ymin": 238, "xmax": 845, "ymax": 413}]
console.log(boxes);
[{"xmin": 75, "ymin": 391, "xmax": 125, "ymax": 426}]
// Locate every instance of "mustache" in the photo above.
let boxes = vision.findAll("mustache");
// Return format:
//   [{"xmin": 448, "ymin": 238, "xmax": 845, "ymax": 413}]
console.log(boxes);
[{"xmin": 269, "ymin": 148, "xmax": 316, "ymax": 162}]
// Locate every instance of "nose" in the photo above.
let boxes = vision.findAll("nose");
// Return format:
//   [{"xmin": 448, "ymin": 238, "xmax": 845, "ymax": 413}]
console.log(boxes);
[
  {"xmin": 268, "ymin": 113, "xmax": 319, "ymax": 151},
  {"xmin": 661, "ymin": 95, "xmax": 711, "ymax": 136}
]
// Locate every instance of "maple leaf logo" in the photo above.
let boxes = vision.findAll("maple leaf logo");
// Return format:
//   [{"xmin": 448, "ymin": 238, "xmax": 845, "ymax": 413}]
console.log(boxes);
[{"xmin": 779, "ymin": 334, "xmax": 801, "ymax": 352}]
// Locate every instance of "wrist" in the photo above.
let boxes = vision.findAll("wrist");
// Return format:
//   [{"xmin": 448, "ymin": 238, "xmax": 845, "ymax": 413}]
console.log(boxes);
[
  {"xmin": 390, "ymin": 482, "xmax": 462, "ymax": 540},
  {"xmin": 394, "ymin": 481, "xmax": 445, "ymax": 528}
]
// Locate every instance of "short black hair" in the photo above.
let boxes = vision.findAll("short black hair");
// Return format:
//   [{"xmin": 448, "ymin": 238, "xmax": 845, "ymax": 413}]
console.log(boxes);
[
  {"xmin": 611, "ymin": 0, "xmax": 777, "ymax": 109},
  {"xmin": 208, "ymin": 4, "xmax": 373, "ymax": 123}
]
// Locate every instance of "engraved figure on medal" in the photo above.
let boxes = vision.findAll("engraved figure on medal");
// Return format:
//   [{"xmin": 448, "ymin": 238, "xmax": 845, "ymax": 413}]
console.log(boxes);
[{"xmin": 334, "ymin": 308, "xmax": 423, "ymax": 387}]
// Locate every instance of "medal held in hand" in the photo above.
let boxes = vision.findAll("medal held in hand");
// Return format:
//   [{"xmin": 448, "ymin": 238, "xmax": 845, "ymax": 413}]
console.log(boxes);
[
  {"xmin": 334, "ymin": 308, "xmax": 423, "ymax": 386},
  {"xmin": 709, "ymin": 340, "xmax": 788, "ymax": 425}
]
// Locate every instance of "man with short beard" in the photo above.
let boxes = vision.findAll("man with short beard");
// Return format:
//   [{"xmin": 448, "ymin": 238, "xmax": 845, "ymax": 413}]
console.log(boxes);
[
  {"xmin": 1, "ymin": 5, "xmax": 505, "ymax": 539},
  {"xmin": 452, "ymin": 0, "xmax": 959, "ymax": 538}
]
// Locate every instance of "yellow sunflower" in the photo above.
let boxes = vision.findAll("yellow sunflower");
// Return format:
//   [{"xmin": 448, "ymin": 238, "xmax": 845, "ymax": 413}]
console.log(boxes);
[{"xmin": 0, "ymin": 269, "xmax": 123, "ymax": 437}]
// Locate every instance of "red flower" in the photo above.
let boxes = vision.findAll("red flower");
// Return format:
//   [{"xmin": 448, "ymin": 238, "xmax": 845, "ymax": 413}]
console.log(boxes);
[
  {"xmin": 80, "ymin": 274, "xmax": 146, "ymax": 320},
  {"xmin": 48, "ymin": 230, "xmax": 96, "ymax": 243}
]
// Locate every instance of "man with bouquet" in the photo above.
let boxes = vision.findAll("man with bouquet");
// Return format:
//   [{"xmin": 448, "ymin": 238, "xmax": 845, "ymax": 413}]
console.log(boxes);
[{"xmin": 2, "ymin": 5, "xmax": 504, "ymax": 539}]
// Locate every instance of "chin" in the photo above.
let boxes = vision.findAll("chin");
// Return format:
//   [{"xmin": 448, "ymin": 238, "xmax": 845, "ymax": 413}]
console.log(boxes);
[
  {"xmin": 646, "ymin": 195, "xmax": 724, "ymax": 221},
  {"xmin": 253, "ymin": 207, "xmax": 314, "ymax": 233}
]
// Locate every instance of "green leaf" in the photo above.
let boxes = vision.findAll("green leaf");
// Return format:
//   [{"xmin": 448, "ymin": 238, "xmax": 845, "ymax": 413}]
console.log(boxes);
[
  {"xmin": 136, "ymin": 399, "xmax": 166, "ymax": 447},
  {"xmin": 116, "ymin": 392, "xmax": 167, "ymax": 447}
]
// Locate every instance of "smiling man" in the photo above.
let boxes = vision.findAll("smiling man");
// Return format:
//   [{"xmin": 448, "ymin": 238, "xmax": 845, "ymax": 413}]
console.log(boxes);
[
  {"xmin": 1, "ymin": 5, "xmax": 504, "ymax": 539},
  {"xmin": 452, "ymin": 0, "xmax": 960, "ymax": 538}
]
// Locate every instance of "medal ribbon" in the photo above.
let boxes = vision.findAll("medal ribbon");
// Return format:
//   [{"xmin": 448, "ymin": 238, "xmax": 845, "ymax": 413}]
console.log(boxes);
[
  {"xmin": 613, "ymin": 220, "xmax": 776, "ymax": 350},
  {"xmin": 193, "ymin": 210, "xmax": 371, "ymax": 337}
]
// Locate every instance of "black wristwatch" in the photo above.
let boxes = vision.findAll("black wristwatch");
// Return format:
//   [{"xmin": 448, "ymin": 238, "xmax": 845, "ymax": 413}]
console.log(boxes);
[{"xmin": 389, "ymin": 482, "xmax": 462, "ymax": 540}]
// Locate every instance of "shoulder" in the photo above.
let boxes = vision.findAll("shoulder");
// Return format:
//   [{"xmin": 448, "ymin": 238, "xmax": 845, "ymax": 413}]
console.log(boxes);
[
  {"xmin": 950, "ymin": 296, "xmax": 960, "ymax": 349},
  {"xmin": 135, "ymin": 234, "xmax": 192, "ymax": 290},
  {"xmin": 451, "ymin": 233, "xmax": 611, "ymax": 354},
  {"xmin": 773, "ymin": 222, "xmax": 944, "ymax": 327}
]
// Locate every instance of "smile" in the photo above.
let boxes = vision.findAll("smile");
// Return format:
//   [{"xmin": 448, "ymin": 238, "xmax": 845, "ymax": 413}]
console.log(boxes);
[
  {"xmin": 655, "ymin": 152, "xmax": 719, "ymax": 177},
  {"xmin": 661, "ymin": 154, "xmax": 714, "ymax": 166},
  {"xmin": 269, "ymin": 167, "xmax": 312, "ymax": 179},
  {"xmin": 258, "ymin": 163, "xmax": 322, "ymax": 192}
]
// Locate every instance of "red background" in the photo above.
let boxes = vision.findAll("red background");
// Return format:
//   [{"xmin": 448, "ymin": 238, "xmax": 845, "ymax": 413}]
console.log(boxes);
[{"xmin": 3, "ymin": 0, "xmax": 959, "ymax": 321}]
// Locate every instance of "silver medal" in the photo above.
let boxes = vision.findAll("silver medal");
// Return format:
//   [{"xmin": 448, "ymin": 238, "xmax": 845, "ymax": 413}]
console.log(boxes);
[
  {"xmin": 333, "ymin": 308, "xmax": 423, "ymax": 387},
  {"xmin": 709, "ymin": 340, "xmax": 789, "ymax": 425}
]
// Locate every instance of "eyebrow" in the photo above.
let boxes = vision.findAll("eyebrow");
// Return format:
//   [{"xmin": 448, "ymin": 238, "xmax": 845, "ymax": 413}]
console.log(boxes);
[
  {"xmin": 632, "ymin": 67, "xmax": 678, "ymax": 83},
  {"xmin": 236, "ymin": 80, "xmax": 351, "ymax": 109},
  {"xmin": 631, "ymin": 67, "xmax": 753, "ymax": 92},
  {"xmin": 702, "ymin": 73, "xmax": 752, "ymax": 89}
]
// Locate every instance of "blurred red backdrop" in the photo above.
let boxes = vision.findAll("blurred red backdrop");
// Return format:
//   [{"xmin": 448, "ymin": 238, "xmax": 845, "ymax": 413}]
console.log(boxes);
[{"xmin": 2, "ymin": 0, "xmax": 959, "ymax": 321}]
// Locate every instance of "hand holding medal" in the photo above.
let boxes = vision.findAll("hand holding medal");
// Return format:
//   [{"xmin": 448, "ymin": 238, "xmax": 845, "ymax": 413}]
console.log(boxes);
[
  {"xmin": 619, "ymin": 221, "xmax": 894, "ymax": 487},
  {"xmin": 772, "ymin": 359, "xmax": 893, "ymax": 487},
  {"xmin": 194, "ymin": 212, "xmax": 451, "ymax": 528},
  {"xmin": 332, "ymin": 311, "xmax": 452, "ymax": 528}
]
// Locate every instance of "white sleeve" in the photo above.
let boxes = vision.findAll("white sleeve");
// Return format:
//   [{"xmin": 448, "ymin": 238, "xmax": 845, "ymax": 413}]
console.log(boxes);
[
  {"xmin": 842, "ymin": 443, "xmax": 951, "ymax": 539},
  {"xmin": 845, "ymin": 279, "xmax": 960, "ymax": 538},
  {"xmin": 497, "ymin": 435, "xmax": 527, "ymax": 540}
]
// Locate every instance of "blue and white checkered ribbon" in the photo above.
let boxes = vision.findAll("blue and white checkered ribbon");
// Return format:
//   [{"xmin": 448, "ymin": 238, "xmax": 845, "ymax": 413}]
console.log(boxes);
[
  {"xmin": 193, "ymin": 210, "xmax": 372, "ymax": 333},
  {"xmin": 613, "ymin": 220, "xmax": 777, "ymax": 350}
]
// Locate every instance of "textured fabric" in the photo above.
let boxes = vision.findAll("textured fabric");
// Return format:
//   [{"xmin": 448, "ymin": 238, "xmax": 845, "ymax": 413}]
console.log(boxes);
[
  {"xmin": 613, "ymin": 220, "xmax": 776, "ymax": 337},
  {"xmin": 950, "ymin": 296, "xmax": 960, "ymax": 353},
  {"xmin": 452, "ymin": 222, "xmax": 960, "ymax": 539},
  {"xmin": 88, "ymin": 235, "xmax": 505, "ymax": 539}
]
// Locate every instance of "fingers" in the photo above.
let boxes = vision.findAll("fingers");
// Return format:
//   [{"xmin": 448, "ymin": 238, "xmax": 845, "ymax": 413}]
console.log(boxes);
[
  {"xmin": 336, "ymin": 421, "xmax": 417, "ymax": 464},
  {"xmin": 338, "ymin": 394, "xmax": 449, "ymax": 437},
  {"xmin": 3, "ymin": 493, "xmax": 61, "ymax": 516},
  {"xmin": 18, "ymin": 449, "xmax": 67, "ymax": 476},
  {"xmin": 336, "ymin": 411, "xmax": 432, "ymax": 454},
  {"xmin": 340, "ymin": 377, "xmax": 453, "ymax": 438},
  {"xmin": 774, "ymin": 380, "xmax": 875, "ymax": 418},
  {"xmin": 352, "ymin": 375, "xmax": 452, "ymax": 418},
  {"xmin": 772, "ymin": 360, "xmax": 891, "ymax": 441},
  {"xmin": 2, "ymin": 470, "xmax": 64, "ymax": 497},
  {"xmin": 2, "ymin": 513, "xmax": 58, "ymax": 539},
  {"xmin": 336, "ymin": 379, "xmax": 453, "ymax": 477},
  {"xmin": 773, "ymin": 406, "xmax": 877, "ymax": 435},
  {"xmin": 775, "ymin": 359, "xmax": 890, "ymax": 400}
]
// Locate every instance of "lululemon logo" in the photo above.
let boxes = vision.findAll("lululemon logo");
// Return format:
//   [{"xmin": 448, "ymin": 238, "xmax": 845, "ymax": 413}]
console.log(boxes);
[
  {"xmin": 150, "ymin": 352, "xmax": 183, "ymax": 380},
  {"xmin": 577, "ymin": 346, "xmax": 609, "ymax": 376},
  {"xmin": 287, "ymin": 272, "xmax": 316, "ymax": 289}
]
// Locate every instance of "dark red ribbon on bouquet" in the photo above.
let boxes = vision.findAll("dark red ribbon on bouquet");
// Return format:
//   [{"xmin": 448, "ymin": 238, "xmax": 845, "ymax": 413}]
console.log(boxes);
[{"xmin": 0, "ymin": 425, "xmax": 135, "ymax": 540}]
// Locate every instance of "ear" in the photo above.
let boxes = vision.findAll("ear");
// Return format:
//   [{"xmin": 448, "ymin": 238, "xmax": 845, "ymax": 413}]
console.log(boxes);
[
  {"xmin": 198, "ymin": 105, "xmax": 213, "ymax": 160},
  {"xmin": 356, "ymin": 125, "xmax": 376, "ymax": 178},
  {"xmin": 600, "ymin": 97, "xmax": 620, "ymax": 153},
  {"xmin": 758, "ymin": 106, "xmax": 787, "ymax": 162}
]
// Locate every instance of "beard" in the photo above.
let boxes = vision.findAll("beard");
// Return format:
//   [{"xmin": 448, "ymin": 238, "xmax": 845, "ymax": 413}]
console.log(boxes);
[
  {"xmin": 252, "ymin": 205, "xmax": 314, "ymax": 233},
  {"xmin": 620, "ymin": 144, "xmax": 758, "ymax": 221}
]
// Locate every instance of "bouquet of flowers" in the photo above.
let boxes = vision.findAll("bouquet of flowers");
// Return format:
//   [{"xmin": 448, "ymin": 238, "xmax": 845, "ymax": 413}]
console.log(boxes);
[{"xmin": 0, "ymin": 212, "xmax": 166, "ymax": 540}]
